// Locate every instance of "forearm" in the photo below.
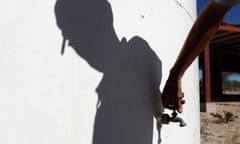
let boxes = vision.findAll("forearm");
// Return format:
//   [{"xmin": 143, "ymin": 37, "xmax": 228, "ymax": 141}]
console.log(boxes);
[{"xmin": 170, "ymin": 0, "xmax": 235, "ymax": 79}]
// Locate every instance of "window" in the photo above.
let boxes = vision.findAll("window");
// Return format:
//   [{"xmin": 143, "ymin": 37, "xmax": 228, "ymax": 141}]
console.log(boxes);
[{"xmin": 222, "ymin": 71, "xmax": 240, "ymax": 95}]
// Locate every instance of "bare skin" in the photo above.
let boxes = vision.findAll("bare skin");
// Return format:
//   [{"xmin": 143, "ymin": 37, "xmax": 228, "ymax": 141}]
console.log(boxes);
[{"xmin": 161, "ymin": 0, "xmax": 234, "ymax": 113}]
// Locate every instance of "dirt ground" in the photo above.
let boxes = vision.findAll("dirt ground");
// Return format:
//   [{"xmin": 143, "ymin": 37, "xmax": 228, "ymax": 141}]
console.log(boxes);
[{"xmin": 200, "ymin": 103, "xmax": 240, "ymax": 144}]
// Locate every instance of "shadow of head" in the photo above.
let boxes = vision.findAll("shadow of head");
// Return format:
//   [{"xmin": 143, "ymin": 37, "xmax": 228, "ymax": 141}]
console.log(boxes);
[
  {"xmin": 54, "ymin": 0, "xmax": 163, "ymax": 93},
  {"xmin": 55, "ymin": 0, "xmax": 114, "ymax": 46}
]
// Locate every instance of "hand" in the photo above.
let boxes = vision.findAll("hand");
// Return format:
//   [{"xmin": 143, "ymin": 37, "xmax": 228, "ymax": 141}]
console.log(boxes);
[{"xmin": 161, "ymin": 77, "xmax": 185, "ymax": 113}]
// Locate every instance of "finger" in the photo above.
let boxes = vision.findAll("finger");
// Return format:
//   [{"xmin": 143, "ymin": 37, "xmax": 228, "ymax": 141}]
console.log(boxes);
[
  {"xmin": 180, "ymin": 99, "xmax": 186, "ymax": 105},
  {"xmin": 177, "ymin": 99, "xmax": 185, "ymax": 113},
  {"xmin": 178, "ymin": 107, "xmax": 183, "ymax": 113},
  {"xmin": 178, "ymin": 92, "xmax": 184, "ymax": 99},
  {"xmin": 177, "ymin": 101, "xmax": 183, "ymax": 113}
]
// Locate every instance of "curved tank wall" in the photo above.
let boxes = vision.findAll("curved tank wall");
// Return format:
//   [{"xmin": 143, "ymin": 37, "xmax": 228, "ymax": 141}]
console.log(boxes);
[{"xmin": 0, "ymin": 0, "xmax": 200, "ymax": 144}]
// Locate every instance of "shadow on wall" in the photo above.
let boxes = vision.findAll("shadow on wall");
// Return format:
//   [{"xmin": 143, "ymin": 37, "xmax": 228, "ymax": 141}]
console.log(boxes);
[{"xmin": 55, "ymin": 0, "xmax": 162, "ymax": 143}]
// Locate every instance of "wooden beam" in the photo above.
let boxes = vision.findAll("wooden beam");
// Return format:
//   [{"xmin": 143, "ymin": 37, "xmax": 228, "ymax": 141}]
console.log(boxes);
[
  {"xmin": 204, "ymin": 45, "xmax": 211, "ymax": 102},
  {"xmin": 219, "ymin": 25, "xmax": 240, "ymax": 33}
]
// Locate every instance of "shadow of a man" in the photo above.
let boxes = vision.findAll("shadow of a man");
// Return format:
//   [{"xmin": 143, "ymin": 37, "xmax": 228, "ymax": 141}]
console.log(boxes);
[{"xmin": 55, "ymin": 0, "xmax": 162, "ymax": 143}]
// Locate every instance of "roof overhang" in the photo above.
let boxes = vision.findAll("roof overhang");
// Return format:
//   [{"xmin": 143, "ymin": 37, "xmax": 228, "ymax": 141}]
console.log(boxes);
[{"xmin": 210, "ymin": 23, "xmax": 240, "ymax": 54}]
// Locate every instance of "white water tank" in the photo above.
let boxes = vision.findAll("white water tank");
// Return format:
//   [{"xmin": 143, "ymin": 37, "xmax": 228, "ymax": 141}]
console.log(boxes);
[{"xmin": 0, "ymin": 0, "xmax": 200, "ymax": 144}]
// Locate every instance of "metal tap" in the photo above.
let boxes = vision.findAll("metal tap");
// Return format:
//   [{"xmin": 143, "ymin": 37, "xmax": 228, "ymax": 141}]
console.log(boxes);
[
  {"xmin": 160, "ymin": 110, "xmax": 186, "ymax": 127},
  {"xmin": 155, "ymin": 110, "xmax": 186, "ymax": 144}
]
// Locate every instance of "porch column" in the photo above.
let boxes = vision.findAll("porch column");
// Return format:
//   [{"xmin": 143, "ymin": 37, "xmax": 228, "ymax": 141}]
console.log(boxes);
[{"xmin": 204, "ymin": 45, "xmax": 212, "ymax": 102}]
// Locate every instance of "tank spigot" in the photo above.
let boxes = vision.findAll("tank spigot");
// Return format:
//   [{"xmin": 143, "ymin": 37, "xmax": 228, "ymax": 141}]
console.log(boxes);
[
  {"xmin": 155, "ymin": 110, "xmax": 186, "ymax": 127},
  {"xmin": 155, "ymin": 110, "xmax": 186, "ymax": 144}
]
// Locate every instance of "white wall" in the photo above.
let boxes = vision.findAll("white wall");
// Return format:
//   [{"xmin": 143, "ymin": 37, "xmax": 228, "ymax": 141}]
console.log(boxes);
[{"xmin": 0, "ymin": 0, "xmax": 200, "ymax": 144}]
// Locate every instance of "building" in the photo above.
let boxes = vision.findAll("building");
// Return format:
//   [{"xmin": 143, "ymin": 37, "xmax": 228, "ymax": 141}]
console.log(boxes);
[{"xmin": 199, "ymin": 23, "xmax": 240, "ymax": 111}]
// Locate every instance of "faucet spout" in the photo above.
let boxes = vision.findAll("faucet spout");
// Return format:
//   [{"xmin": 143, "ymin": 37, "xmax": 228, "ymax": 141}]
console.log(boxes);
[
  {"xmin": 169, "ymin": 115, "xmax": 187, "ymax": 127},
  {"xmin": 168, "ymin": 110, "xmax": 187, "ymax": 127}
]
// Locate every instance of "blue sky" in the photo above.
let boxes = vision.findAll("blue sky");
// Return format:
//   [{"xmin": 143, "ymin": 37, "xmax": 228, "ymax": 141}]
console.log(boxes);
[
  {"xmin": 197, "ymin": 0, "xmax": 240, "ymax": 24},
  {"xmin": 227, "ymin": 73, "xmax": 240, "ymax": 82}
]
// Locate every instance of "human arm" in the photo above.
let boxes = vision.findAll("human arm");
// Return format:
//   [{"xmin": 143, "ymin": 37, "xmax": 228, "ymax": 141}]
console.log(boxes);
[{"xmin": 161, "ymin": 0, "xmax": 239, "ymax": 113}]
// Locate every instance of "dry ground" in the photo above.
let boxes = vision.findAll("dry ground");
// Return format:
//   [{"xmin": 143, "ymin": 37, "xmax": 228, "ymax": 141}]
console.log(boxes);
[{"xmin": 200, "ymin": 103, "xmax": 240, "ymax": 144}]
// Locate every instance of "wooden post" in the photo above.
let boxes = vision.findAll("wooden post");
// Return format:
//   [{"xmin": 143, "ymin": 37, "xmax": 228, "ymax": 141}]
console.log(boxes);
[{"xmin": 204, "ymin": 45, "xmax": 211, "ymax": 102}]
